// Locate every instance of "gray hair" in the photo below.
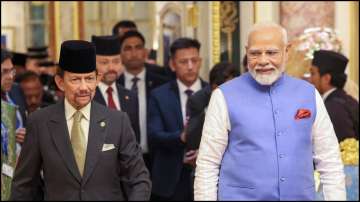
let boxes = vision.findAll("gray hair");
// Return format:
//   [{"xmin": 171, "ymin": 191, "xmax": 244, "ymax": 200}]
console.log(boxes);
[{"xmin": 246, "ymin": 22, "xmax": 288, "ymax": 46}]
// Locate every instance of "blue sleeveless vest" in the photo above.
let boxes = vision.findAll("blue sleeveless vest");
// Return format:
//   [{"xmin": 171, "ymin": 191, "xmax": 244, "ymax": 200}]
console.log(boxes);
[{"xmin": 218, "ymin": 73, "xmax": 316, "ymax": 200}]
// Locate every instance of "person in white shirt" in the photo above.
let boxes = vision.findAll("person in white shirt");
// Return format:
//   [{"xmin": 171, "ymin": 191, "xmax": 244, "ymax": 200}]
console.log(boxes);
[
  {"xmin": 148, "ymin": 37, "xmax": 208, "ymax": 201},
  {"xmin": 117, "ymin": 30, "xmax": 169, "ymax": 173},
  {"xmin": 194, "ymin": 22, "xmax": 346, "ymax": 201}
]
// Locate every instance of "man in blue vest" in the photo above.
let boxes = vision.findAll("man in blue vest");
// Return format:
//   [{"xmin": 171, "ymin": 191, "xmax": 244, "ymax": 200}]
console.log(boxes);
[{"xmin": 194, "ymin": 22, "xmax": 346, "ymax": 200}]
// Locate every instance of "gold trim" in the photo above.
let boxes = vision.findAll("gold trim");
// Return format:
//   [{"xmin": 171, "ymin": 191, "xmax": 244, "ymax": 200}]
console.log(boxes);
[
  {"xmin": 349, "ymin": 1, "xmax": 359, "ymax": 85},
  {"xmin": 54, "ymin": 1, "xmax": 61, "ymax": 60},
  {"xmin": 73, "ymin": 2, "xmax": 79, "ymax": 40},
  {"xmin": 253, "ymin": 1, "xmax": 257, "ymax": 23},
  {"xmin": 188, "ymin": 5, "xmax": 199, "ymax": 28},
  {"xmin": 31, "ymin": 1, "xmax": 45, "ymax": 6},
  {"xmin": 212, "ymin": 1, "xmax": 221, "ymax": 65},
  {"xmin": 220, "ymin": 1, "xmax": 238, "ymax": 62},
  {"xmin": 48, "ymin": 2, "xmax": 56, "ymax": 61}
]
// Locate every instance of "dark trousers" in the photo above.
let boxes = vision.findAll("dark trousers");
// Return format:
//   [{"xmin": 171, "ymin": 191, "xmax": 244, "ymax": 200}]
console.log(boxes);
[
  {"xmin": 151, "ymin": 167, "xmax": 193, "ymax": 201},
  {"xmin": 143, "ymin": 153, "xmax": 152, "ymax": 176}
]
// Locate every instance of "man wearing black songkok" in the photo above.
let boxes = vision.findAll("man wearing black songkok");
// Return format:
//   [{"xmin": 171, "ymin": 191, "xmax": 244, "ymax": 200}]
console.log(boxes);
[
  {"xmin": 10, "ymin": 40, "xmax": 151, "ymax": 200},
  {"xmin": 310, "ymin": 50, "xmax": 359, "ymax": 142}
]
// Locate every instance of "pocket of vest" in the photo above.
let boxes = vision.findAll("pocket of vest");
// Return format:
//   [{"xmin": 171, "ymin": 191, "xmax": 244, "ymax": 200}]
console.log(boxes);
[{"xmin": 226, "ymin": 184, "xmax": 255, "ymax": 189}]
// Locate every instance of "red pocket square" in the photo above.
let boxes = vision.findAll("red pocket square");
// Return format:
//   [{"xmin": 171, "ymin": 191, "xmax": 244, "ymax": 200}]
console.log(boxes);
[{"xmin": 295, "ymin": 109, "xmax": 311, "ymax": 120}]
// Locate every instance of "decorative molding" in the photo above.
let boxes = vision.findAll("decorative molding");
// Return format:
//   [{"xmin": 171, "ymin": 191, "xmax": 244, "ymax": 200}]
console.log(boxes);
[
  {"xmin": 73, "ymin": 2, "xmax": 79, "ymax": 40},
  {"xmin": 349, "ymin": 1, "xmax": 359, "ymax": 85},
  {"xmin": 48, "ymin": 2, "xmax": 56, "ymax": 60},
  {"xmin": 158, "ymin": 2, "xmax": 183, "ymax": 66},
  {"xmin": 187, "ymin": 4, "xmax": 199, "ymax": 28},
  {"xmin": 211, "ymin": 1, "xmax": 220, "ymax": 65},
  {"xmin": 78, "ymin": 1, "xmax": 84, "ymax": 40},
  {"xmin": 220, "ymin": 1, "xmax": 238, "ymax": 62},
  {"xmin": 54, "ymin": 1, "xmax": 61, "ymax": 60},
  {"xmin": 253, "ymin": 1, "xmax": 257, "ymax": 23}
]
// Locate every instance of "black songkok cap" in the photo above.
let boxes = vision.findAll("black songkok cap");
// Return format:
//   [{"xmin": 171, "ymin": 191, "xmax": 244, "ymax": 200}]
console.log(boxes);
[
  {"xmin": 91, "ymin": 35, "xmax": 121, "ymax": 56},
  {"xmin": 27, "ymin": 46, "xmax": 49, "ymax": 59},
  {"xmin": 37, "ymin": 60, "xmax": 57, "ymax": 68},
  {"xmin": 59, "ymin": 40, "xmax": 96, "ymax": 73},
  {"xmin": 312, "ymin": 50, "xmax": 348, "ymax": 74},
  {"xmin": 12, "ymin": 52, "xmax": 27, "ymax": 67}
]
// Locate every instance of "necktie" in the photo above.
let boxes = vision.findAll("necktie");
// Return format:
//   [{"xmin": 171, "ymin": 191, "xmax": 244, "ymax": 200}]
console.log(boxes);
[
  {"xmin": 71, "ymin": 111, "xmax": 86, "ymax": 176},
  {"xmin": 184, "ymin": 89, "xmax": 194, "ymax": 121},
  {"xmin": 106, "ymin": 86, "xmax": 117, "ymax": 110},
  {"xmin": 131, "ymin": 77, "xmax": 140, "ymax": 94}
]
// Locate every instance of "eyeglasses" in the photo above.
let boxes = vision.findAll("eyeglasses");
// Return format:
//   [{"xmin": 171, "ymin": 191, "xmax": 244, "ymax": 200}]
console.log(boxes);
[
  {"xmin": 1, "ymin": 68, "xmax": 16, "ymax": 77},
  {"xmin": 247, "ymin": 49, "xmax": 282, "ymax": 60},
  {"xmin": 67, "ymin": 76, "xmax": 97, "ymax": 85}
]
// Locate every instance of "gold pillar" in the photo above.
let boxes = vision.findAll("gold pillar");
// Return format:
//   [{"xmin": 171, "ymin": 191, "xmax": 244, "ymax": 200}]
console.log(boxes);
[
  {"xmin": 72, "ymin": 2, "xmax": 79, "ymax": 40},
  {"xmin": 54, "ymin": 1, "xmax": 61, "ymax": 61},
  {"xmin": 49, "ymin": 2, "xmax": 56, "ymax": 61},
  {"xmin": 212, "ymin": 1, "xmax": 221, "ymax": 65},
  {"xmin": 253, "ymin": 1, "xmax": 257, "ymax": 23},
  {"xmin": 349, "ymin": 1, "xmax": 359, "ymax": 85},
  {"xmin": 78, "ymin": 1, "xmax": 84, "ymax": 40}
]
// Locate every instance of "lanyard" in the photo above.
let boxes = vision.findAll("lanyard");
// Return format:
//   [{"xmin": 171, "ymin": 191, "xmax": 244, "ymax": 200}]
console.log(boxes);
[{"xmin": 5, "ymin": 93, "xmax": 24, "ymax": 129}]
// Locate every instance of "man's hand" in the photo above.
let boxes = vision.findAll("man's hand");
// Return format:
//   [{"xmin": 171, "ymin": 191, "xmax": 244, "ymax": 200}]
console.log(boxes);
[
  {"xmin": 180, "ymin": 131, "xmax": 187, "ymax": 143},
  {"xmin": 183, "ymin": 149, "xmax": 198, "ymax": 167},
  {"xmin": 180, "ymin": 120, "xmax": 189, "ymax": 143},
  {"xmin": 15, "ymin": 128, "xmax": 26, "ymax": 144}
]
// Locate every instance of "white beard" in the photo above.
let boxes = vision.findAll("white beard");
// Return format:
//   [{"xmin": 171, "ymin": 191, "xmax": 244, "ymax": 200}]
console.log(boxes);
[{"xmin": 249, "ymin": 64, "xmax": 284, "ymax": 85}]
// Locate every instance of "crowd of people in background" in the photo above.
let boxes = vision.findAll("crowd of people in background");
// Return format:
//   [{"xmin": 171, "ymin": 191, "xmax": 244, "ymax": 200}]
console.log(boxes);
[{"xmin": 1, "ymin": 20, "xmax": 358, "ymax": 201}]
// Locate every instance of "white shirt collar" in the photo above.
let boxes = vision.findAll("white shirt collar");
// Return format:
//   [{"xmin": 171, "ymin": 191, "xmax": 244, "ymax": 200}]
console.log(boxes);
[
  {"xmin": 124, "ymin": 68, "xmax": 146, "ymax": 81},
  {"xmin": 98, "ymin": 81, "xmax": 118, "ymax": 96},
  {"xmin": 322, "ymin": 87, "xmax": 337, "ymax": 101},
  {"xmin": 64, "ymin": 97, "xmax": 91, "ymax": 121},
  {"xmin": 177, "ymin": 78, "xmax": 202, "ymax": 94}
]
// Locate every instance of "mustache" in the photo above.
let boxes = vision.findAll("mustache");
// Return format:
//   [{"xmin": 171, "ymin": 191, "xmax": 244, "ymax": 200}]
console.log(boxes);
[
  {"xmin": 254, "ymin": 65, "xmax": 276, "ymax": 71},
  {"xmin": 104, "ymin": 70, "xmax": 117, "ymax": 76},
  {"xmin": 75, "ymin": 91, "xmax": 91, "ymax": 97}
]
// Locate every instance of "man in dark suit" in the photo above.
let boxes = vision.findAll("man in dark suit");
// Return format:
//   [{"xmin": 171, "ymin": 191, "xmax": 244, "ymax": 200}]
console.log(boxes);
[
  {"xmin": 117, "ymin": 31, "xmax": 169, "ymax": 172},
  {"xmin": 186, "ymin": 62, "xmax": 239, "ymax": 151},
  {"xmin": 17, "ymin": 71, "xmax": 54, "ymax": 115},
  {"xmin": 310, "ymin": 50, "xmax": 359, "ymax": 142},
  {"xmin": 92, "ymin": 35, "xmax": 140, "ymax": 142},
  {"xmin": 112, "ymin": 20, "xmax": 174, "ymax": 79},
  {"xmin": 8, "ymin": 84, "xmax": 27, "ymax": 127},
  {"xmin": 148, "ymin": 38, "xmax": 208, "ymax": 200},
  {"xmin": 10, "ymin": 40, "xmax": 151, "ymax": 200}
]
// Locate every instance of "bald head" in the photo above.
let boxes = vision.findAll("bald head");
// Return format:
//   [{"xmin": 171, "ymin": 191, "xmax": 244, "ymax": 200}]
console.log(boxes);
[{"xmin": 247, "ymin": 22, "xmax": 288, "ymax": 47}]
